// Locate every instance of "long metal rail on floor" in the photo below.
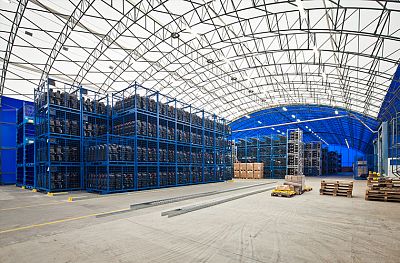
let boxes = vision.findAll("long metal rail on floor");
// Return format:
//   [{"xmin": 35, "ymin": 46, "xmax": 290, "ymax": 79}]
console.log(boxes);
[
  {"xmin": 129, "ymin": 181, "xmax": 277, "ymax": 211},
  {"xmin": 161, "ymin": 185, "xmax": 276, "ymax": 218}
]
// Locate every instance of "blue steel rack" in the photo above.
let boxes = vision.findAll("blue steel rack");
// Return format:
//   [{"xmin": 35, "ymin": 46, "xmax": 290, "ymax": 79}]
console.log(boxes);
[
  {"xmin": 16, "ymin": 102, "xmax": 35, "ymax": 188},
  {"xmin": 34, "ymin": 80, "xmax": 232, "ymax": 194},
  {"xmin": 34, "ymin": 80, "xmax": 83, "ymax": 192},
  {"xmin": 84, "ymin": 83, "xmax": 233, "ymax": 194},
  {"xmin": 235, "ymin": 134, "xmax": 287, "ymax": 179}
]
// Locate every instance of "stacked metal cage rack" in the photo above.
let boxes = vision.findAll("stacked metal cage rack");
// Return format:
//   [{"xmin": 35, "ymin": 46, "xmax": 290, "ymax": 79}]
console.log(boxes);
[
  {"xmin": 303, "ymin": 141, "xmax": 322, "ymax": 176},
  {"xmin": 34, "ymin": 80, "xmax": 232, "ymax": 194},
  {"xmin": 321, "ymin": 149, "xmax": 342, "ymax": 175},
  {"xmin": 35, "ymin": 81, "xmax": 84, "ymax": 192},
  {"xmin": 99, "ymin": 83, "xmax": 232, "ymax": 194},
  {"xmin": 286, "ymin": 129, "xmax": 304, "ymax": 176},
  {"xmin": 234, "ymin": 134, "xmax": 287, "ymax": 179},
  {"xmin": 16, "ymin": 102, "xmax": 35, "ymax": 188}
]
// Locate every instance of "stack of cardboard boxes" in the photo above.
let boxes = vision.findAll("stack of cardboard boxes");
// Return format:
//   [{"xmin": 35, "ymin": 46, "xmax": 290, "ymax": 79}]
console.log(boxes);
[
  {"xmin": 284, "ymin": 175, "xmax": 305, "ymax": 194},
  {"xmin": 233, "ymin": 163, "xmax": 264, "ymax": 179}
]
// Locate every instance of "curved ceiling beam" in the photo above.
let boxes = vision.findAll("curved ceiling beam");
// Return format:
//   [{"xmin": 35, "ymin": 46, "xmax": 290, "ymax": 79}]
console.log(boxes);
[
  {"xmin": 72, "ymin": 0, "xmax": 169, "ymax": 87},
  {"xmin": 130, "ymin": 5, "xmax": 398, "ymax": 85},
  {"xmin": 99, "ymin": 0, "xmax": 260, "ymax": 111},
  {"xmin": 39, "ymin": 0, "xmax": 96, "ymax": 86},
  {"xmin": 0, "ymin": 0, "xmax": 29, "ymax": 106},
  {"xmin": 118, "ymin": 4, "xmax": 393, "ymax": 118}
]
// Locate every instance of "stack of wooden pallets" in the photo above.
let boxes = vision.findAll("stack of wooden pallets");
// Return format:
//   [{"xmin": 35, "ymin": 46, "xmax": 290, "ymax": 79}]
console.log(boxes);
[
  {"xmin": 365, "ymin": 172, "xmax": 400, "ymax": 202},
  {"xmin": 320, "ymin": 180, "xmax": 353, "ymax": 198}
]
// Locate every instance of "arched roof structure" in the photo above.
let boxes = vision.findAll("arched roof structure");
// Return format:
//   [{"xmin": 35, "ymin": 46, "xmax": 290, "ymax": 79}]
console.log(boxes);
[{"xmin": 1, "ymin": 0, "xmax": 399, "ymax": 121}]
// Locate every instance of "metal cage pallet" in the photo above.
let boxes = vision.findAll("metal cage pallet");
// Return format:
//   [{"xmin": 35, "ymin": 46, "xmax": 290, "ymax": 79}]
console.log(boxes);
[
  {"xmin": 303, "ymin": 141, "xmax": 322, "ymax": 176},
  {"xmin": 16, "ymin": 102, "xmax": 35, "ymax": 188},
  {"xmin": 234, "ymin": 134, "xmax": 287, "ymax": 179},
  {"xmin": 34, "ymin": 79, "xmax": 232, "ymax": 194},
  {"xmin": 322, "ymin": 149, "xmax": 342, "ymax": 175},
  {"xmin": 286, "ymin": 129, "xmax": 304, "ymax": 176},
  {"xmin": 34, "ymin": 81, "xmax": 86, "ymax": 192}
]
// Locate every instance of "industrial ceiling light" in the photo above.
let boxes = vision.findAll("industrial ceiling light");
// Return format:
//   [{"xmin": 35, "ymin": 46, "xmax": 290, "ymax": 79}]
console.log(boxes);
[
  {"xmin": 231, "ymin": 76, "xmax": 237, "ymax": 81},
  {"xmin": 171, "ymin": 32, "xmax": 180, "ymax": 39},
  {"xmin": 335, "ymin": 110, "xmax": 339, "ymax": 115},
  {"xmin": 277, "ymin": 130, "xmax": 281, "ymax": 133},
  {"xmin": 271, "ymin": 127, "xmax": 275, "ymax": 130},
  {"xmin": 62, "ymin": 46, "xmax": 68, "ymax": 51},
  {"xmin": 291, "ymin": 114, "xmax": 296, "ymax": 118},
  {"xmin": 245, "ymin": 115, "xmax": 250, "ymax": 119},
  {"xmin": 282, "ymin": 107, "xmax": 287, "ymax": 111},
  {"xmin": 207, "ymin": 58, "xmax": 214, "ymax": 64},
  {"xmin": 305, "ymin": 126, "xmax": 308, "ymax": 129},
  {"xmin": 25, "ymin": 31, "xmax": 33, "ymax": 37},
  {"xmin": 345, "ymin": 139, "xmax": 350, "ymax": 149},
  {"xmin": 257, "ymin": 121, "xmax": 262, "ymax": 124},
  {"xmin": 109, "ymin": 65, "xmax": 114, "ymax": 70},
  {"xmin": 282, "ymin": 132, "xmax": 285, "ymax": 135},
  {"xmin": 296, "ymin": 119, "xmax": 301, "ymax": 122}
]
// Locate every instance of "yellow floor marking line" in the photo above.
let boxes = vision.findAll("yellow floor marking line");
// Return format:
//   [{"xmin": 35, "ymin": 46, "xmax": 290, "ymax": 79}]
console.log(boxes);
[{"xmin": 0, "ymin": 208, "xmax": 130, "ymax": 234}]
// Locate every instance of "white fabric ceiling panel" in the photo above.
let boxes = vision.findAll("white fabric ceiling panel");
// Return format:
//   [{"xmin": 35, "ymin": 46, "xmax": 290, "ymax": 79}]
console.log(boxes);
[{"xmin": 1, "ymin": 0, "xmax": 399, "ymax": 121}]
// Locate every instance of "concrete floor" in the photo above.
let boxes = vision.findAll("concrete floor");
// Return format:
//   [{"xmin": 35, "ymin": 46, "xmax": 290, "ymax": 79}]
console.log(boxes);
[{"xmin": 0, "ymin": 177, "xmax": 399, "ymax": 263}]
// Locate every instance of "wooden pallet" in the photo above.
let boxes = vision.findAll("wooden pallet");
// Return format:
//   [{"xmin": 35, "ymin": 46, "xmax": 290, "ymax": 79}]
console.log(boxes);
[
  {"xmin": 320, "ymin": 180, "xmax": 353, "ymax": 198},
  {"xmin": 320, "ymin": 190, "xmax": 352, "ymax": 198},
  {"xmin": 271, "ymin": 191, "xmax": 295, "ymax": 198},
  {"xmin": 365, "ymin": 195, "xmax": 400, "ymax": 202}
]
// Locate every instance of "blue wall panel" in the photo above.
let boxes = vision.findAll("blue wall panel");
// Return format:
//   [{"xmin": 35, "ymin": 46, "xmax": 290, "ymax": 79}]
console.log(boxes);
[{"xmin": 1, "ymin": 96, "xmax": 25, "ymax": 184}]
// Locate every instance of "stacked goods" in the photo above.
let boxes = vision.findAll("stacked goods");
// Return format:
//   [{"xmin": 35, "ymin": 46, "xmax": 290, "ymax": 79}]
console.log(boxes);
[
  {"xmin": 233, "ymin": 163, "xmax": 240, "ymax": 178},
  {"xmin": 284, "ymin": 175, "xmax": 305, "ymax": 194},
  {"xmin": 271, "ymin": 185, "xmax": 296, "ymax": 197},
  {"xmin": 365, "ymin": 172, "xmax": 400, "ymax": 202},
  {"xmin": 246, "ymin": 163, "xmax": 254, "ymax": 178},
  {"xmin": 232, "ymin": 163, "xmax": 264, "ymax": 179},
  {"xmin": 253, "ymin": 163, "xmax": 263, "ymax": 179},
  {"xmin": 357, "ymin": 160, "xmax": 368, "ymax": 178},
  {"xmin": 303, "ymin": 142, "xmax": 322, "ymax": 176},
  {"xmin": 320, "ymin": 180, "xmax": 353, "ymax": 198}
]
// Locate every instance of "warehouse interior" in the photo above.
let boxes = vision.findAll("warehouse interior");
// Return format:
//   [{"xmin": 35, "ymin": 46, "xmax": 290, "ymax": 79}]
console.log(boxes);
[{"xmin": 0, "ymin": 0, "xmax": 399, "ymax": 262}]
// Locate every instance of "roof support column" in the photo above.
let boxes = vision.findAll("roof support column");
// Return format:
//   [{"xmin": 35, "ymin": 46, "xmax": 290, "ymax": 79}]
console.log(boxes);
[{"xmin": 377, "ymin": 121, "xmax": 389, "ymax": 176}]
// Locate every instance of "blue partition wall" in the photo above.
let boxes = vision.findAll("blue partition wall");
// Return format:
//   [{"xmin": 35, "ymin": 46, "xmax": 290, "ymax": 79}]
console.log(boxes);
[{"xmin": 0, "ymin": 96, "xmax": 26, "ymax": 185}]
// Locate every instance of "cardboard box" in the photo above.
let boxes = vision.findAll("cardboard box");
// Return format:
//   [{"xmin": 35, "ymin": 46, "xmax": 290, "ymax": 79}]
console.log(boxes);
[
  {"xmin": 234, "ymin": 171, "xmax": 240, "ymax": 178},
  {"xmin": 246, "ymin": 171, "xmax": 254, "ymax": 179},
  {"xmin": 253, "ymin": 163, "xmax": 263, "ymax": 171},
  {"xmin": 246, "ymin": 163, "xmax": 253, "ymax": 170},
  {"xmin": 285, "ymin": 175, "xmax": 305, "ymax": 192},
  {"xmin": 234, "ymin": 163, "xmax": 240, "ymax": 171},
  {"xmin": 240, "ymin": 170, "xmax": 247, "ymax": 178},
  {"xmin": 240, "ymin": 163, "xmax": 247, "ymax": 171},
  {"xmin": 253, "ymin": 170, "xmax": 263, "ymax": 179}
]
